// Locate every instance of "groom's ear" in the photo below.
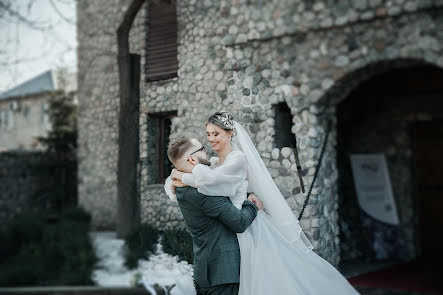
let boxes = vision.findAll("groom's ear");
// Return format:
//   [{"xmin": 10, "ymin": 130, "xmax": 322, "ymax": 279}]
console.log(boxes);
[{"xmin": 188, "ymin": 155, "xmax": 198, "ymax": 166}]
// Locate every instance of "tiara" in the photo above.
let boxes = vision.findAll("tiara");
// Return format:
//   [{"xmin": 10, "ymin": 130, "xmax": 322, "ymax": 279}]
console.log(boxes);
[{"xmin": 216, "ymin": 114, "xmax": 235, "ymax": 129}]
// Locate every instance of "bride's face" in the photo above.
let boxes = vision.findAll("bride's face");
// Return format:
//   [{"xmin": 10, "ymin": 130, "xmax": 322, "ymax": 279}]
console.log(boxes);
[{"xmin": 206, "ymin": 123, "xmax": 232, "ymax": 153}]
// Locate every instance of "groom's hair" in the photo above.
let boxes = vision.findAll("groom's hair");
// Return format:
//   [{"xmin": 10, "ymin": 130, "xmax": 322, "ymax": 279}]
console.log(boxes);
[{"xmin": 167, "ymin": 137, "xmax": 195, "ymax": 163}]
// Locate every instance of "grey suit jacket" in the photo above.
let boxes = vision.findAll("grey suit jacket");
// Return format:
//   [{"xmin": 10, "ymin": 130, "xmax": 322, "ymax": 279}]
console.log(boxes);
[{"xmin": 175, "ymin": 186, "xmax": 258, "ymax": 288}]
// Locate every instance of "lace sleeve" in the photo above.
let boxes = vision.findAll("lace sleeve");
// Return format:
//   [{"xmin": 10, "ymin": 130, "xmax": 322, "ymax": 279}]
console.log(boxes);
[{"xmin": 181, "ymin": 151, "xmax": 247, "ymax": 197}]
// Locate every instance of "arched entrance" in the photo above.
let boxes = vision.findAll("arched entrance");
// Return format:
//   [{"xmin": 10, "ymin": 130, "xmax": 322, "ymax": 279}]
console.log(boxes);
[{"xmin": 336, "ymin": 63, "xmax": 443, "ymax": 272}]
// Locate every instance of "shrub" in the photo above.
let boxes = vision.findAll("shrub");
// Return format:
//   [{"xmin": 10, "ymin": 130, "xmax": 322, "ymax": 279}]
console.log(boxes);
[
  {"xmin": 61, "ymin": 206, "xmax": 91, "ymax": 225},
  {"xmin": 2, "ymin": 243, "xmax": 47, "ymax": 285},
  {"xmin": 42, "ymin": 219, "xmax": 97, "ymax": 285},
  {"xmin": 36, "ymin": 85, "xmax": 78, "ymax": 212},
  {"xmin": 123, "ymin": 223, "xmax": 160, "ymax": 269},
  {"xmin": 0, "ymin": 207, "xmax": 97, "ymax": 286},
  {"xmin": 0, "ymin": 227, "xmax": 13, "ymax": 264},
  {"xmin": 8, "ymin": 209, "xmax": 46, "ymax": 248},
  {"xmin": 162, "ymin": 228, "xmax": 194, "ymax": 264}
]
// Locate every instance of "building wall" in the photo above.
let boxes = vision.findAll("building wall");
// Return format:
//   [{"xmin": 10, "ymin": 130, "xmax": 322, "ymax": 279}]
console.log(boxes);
[
  {"xmin": 76, "ymin": 0, "xmax": 139, "ymax": 229},
  {"xmin": 216, "ymin": 6, "xmax": 443, "ymax": 264},
  {"xmin": 77, "ymin": 0, "xmax": 443, "ymax": 264},
  {"xmin": 0, "ymin": 93, "xmax": 51, "ymax": 151}
]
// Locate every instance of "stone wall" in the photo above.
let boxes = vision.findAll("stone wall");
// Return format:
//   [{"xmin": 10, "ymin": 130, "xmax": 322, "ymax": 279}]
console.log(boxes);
[
  {"xmin": 0, "ymin": 151, "xmax": 52, "ymax": 225},
  {"xmin": 0, "ymin": 93, "xmax": 51, "ymax": 151},
  {"xmin": 77, "ymin": 0, "xmax": 443, "ymax": 264},
  {"xmin": 77, "ymin": 0, "xmax": 138, "ymax": 229},
  {"xmin": 210, "ymin": 6, "xmax": 442, "ymax": 264},
  {"xmin": 140, "ymin": 184, "xmax": 184, "ymax": 230}
]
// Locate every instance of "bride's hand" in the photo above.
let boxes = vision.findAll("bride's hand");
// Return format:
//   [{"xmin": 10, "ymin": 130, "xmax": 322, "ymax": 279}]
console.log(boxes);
[{"xmin": 248, "ymin": 194, "xmax": 264, "ymax": 210}]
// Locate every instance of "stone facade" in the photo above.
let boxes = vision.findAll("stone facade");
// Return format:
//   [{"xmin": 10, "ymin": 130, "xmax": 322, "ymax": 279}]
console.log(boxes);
[
  {"xmin": 77, "ymin": 0, "xmax": 443, "ymax": 265},
  {"xmin": 77, "ymin": 1, "xmax": 131, "ymax": 229},
  {"xmin": 0, "ymin": 93, "xmax": 51, "ymax": 151}
]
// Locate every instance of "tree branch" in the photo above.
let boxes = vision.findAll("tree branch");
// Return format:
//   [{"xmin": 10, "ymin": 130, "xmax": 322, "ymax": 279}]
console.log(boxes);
[
  {"xmin": 48, "ymin": 0, "xmax": 75, "ymax": 25},
  {"xmin": 0, "ymin": 1, "xmax": 53, "ymax": 31}
]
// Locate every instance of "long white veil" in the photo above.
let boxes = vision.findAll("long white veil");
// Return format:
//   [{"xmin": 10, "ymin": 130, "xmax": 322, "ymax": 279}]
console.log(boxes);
[{"xmin": 232, "ymin": 121, "xmax": 313, "ymax": 252}]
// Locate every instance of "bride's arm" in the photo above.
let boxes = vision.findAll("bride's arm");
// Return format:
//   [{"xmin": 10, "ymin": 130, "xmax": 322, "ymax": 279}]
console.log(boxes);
[
  {"xmin": 180, "ymin": 151, "xmax": 247, "ymax": 197},
  {"xmin": 164, "ymin": 173, "xmax": 188, "ymax": 202},
  {"xmin": 164, "ymin": 176, "xmax": 177, "ymax": 202}
]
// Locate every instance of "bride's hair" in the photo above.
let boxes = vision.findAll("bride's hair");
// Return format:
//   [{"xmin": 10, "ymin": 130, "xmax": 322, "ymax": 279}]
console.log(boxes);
[{"xmin": 207, "ymin": 111, "xmax": 237, "ymax": 136}]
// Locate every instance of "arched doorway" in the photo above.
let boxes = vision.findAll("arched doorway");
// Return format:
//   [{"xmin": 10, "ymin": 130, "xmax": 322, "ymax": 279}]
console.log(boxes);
[{"xmin": 336, "ymin": 64, "xmax": 443, "ymax": 273}]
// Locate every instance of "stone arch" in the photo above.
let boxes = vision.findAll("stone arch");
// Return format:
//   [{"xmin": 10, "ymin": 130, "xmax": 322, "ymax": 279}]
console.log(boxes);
[
  {"xmin": 317, "ymin": 57, "xmax": 442, "ymax": 110},
  {"xmin": 116, "ymin": 0, "xmax": 145, "ymax": 238},
  {"xmin": 311, "ymin": 56, "xmax": 443, "ymax": 267}
]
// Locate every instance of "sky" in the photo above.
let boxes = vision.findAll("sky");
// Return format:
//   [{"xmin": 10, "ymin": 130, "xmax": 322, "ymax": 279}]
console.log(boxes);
[{"xmin": 0, "ymin": 0, "xmax": 76, "ymax": 93}]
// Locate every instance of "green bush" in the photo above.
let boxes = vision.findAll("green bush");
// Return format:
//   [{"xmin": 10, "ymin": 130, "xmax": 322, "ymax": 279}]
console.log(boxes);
[
  {"xmin": 123, "ymin": 223, "xmax": 160, "ymax": 269},
  {"xmin": 3, "ymin": 243, "xmax": 47, "ymax": 285},
  {"xmin": 0, "ymin": 227, "xmax": 13, "ymax": 264},
  {"xmin": 61, "ymin": 206, "xmax": 91, "ymax": 224},
  {"xmin": 0, "ymin": 207, "xmax": 97, "ymax": 286},
  {"xmin": 162, "ymin": 228, "xmax": 194, "ymax": 264},
  {"xmin": 58, "ymin": 224, "xmax": 96, "ymax": 285},
  {"xmin": 8, "ymin": 209, "xmax": 47, "ymax": 248},
  {"xmin": 37, "ymin": 87, "xmax": 78, "ymax": 212}
]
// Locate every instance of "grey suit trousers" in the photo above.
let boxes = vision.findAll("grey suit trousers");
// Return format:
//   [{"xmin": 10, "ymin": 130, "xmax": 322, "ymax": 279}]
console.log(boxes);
[{"xmin": 195, "ymin": 280, "xmax": 239, "ymax": 295}]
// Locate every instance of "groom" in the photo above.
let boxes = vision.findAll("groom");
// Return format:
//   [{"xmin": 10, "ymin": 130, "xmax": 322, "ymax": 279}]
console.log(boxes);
[{"xmin": 166, "ymin": 137, "xmax": 264, "ymax": 295}]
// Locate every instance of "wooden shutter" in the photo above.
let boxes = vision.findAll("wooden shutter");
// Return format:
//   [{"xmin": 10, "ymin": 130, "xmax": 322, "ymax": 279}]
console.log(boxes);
[{"xmin": 145, "ymin": 1, "xmax": 178, "ymax": 82}]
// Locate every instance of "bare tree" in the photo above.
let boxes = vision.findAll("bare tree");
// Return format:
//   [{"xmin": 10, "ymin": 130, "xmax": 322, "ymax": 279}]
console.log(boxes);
[
  {"xmin": 0, "ymin": 0, "xmax": 54, "ymax": 30},
  {"xmin": 0, "ymin": 0, "xmax": 76, "ymax": 92}
]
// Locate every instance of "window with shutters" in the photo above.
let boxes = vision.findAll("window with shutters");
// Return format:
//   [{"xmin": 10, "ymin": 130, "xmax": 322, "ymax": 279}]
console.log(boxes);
[{"xmin": 145, "ymin": 0, "xmax": 179, "ymax": 82}]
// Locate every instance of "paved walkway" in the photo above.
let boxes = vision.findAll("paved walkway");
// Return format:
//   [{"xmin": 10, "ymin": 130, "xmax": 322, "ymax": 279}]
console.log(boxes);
[
  {"xmin": 356, "ymin": 287, "xmax": 430, "ymax": 295},
  {"xmin": 341, "ymin": 260, "xmax": 439, "ymax": 295},
  {"xmin": 340, "ymin": 260, "xmax": 402, "ymax": 278}
]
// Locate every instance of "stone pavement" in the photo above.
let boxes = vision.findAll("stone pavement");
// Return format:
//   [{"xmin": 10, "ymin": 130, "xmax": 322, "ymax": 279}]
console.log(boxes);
[
  {"xmin": 356, "ymin": 287, "xmax": 431, "ymax": 295},
  {"xmin": 341, "ymin": 261, "xmax": 437, "ymax": 295},
  {"xmin": 340, "ymin": 260, "xmax": 401, "ymax": 278}
]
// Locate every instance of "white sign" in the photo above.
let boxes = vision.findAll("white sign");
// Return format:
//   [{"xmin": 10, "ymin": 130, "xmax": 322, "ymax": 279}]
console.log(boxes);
[{"xmin": 350, "ymin": 154, "xmax": 399, "ymax": 225}]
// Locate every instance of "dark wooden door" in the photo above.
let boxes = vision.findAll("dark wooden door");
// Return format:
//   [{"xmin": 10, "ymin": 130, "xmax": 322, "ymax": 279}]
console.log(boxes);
[{"xmin": 413, "ymin": 121, "xmax": 443, "ymax": 262}]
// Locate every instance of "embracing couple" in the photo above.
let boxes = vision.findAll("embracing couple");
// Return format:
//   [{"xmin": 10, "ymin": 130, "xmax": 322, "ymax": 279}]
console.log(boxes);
[{"xmin": 164, "ymin": 112, "xmax": 359, "ymax": 295}]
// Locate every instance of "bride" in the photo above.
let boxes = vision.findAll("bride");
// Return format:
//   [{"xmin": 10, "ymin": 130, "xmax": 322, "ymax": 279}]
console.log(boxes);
[{"xmin": 165, "ymin": 111, "xmax": 359, "ymax": 295}]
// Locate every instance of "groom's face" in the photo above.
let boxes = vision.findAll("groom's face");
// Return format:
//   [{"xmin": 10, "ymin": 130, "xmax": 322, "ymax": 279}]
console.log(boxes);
[{"xmin": 175, "ymin": 139, "xmax": 210, "ymax": 172}]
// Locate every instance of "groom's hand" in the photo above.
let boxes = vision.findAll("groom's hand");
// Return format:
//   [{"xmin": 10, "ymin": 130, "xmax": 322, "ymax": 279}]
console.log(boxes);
[
  {"xmin": 171, "ymin": 179, "xmax": 186, "ymax": 195},
  {"xmin": 248, "ymin": 194, "xmax": 264, "ymax": 210},
  {"xmin": 171, "ymin": 168, "xmax": 185, "ymax": 181},
  {"xmin": 172, "ymin": 179, "xmax": 186, "ymax": 187}
]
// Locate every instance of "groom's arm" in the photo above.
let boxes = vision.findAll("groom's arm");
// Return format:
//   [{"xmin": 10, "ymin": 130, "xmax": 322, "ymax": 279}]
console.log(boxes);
[{"xmin": 194, "ymin": 193, "xmax": 258, "ymax": 233}]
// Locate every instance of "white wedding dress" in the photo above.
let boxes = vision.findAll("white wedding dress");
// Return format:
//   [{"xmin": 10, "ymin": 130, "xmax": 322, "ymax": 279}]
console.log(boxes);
[{"xmin": 165, "ymin": 150, "xmax": 359, "ymax": 294}]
